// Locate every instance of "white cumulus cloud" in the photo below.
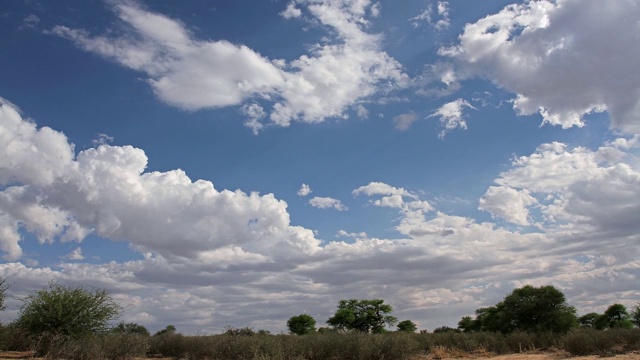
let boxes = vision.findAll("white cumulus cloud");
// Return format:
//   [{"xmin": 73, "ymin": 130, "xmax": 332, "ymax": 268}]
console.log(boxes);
[
  {"xmin": 0, "ymin": 98, "xmax": 320, "ymax": 262},
  {"xmin": 53, "ymin": 0, "xmax": 407, "ymax": 130},
  {"xmin": 297, "ymin": 183, "xmax": 312, "ymax": 197},
  {"xmin": 439, "ymin": 0, "xmax": 640, "ymax": 134},
  {"xmin": 309, "ymin": 196, "xmax": 348, "ymax": 211}
]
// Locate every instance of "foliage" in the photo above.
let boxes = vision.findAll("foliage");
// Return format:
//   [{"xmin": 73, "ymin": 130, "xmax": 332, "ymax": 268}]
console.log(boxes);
[
  {"xmin": 112, "ymin": 322, "xmax": 150, "ymax": 336},
  {"xmin": 458, "ymin": 285, "xmax": 577, "ymax": 333},
  {"xmin": 153, "ymin": 324, "xmax": 177, "ymax": 336},
  {"xmin": 457, "ymin": 316, "xmax": 475, "ymax": 333},
  {"xmin": 0, "ymin": 277, "xmax": 7, "ymax": 312},
  {"xmin": 16, "ymin": 282, "xmax": 121, "ymax": 339},
  {"xmin": 632, "ymin": 303, "xmax": 640, "ymax": 327},
  {"xmin": 601, "ymin": 303, "xmax": 632, "ymax": 329},
  {"xmin": 578, "ymin": 312, "xmax": 599, "ymax": 328},
  {"xmin": 224, "ymin": 326, "xmax": 255, "ymax": 336},
  {"xmin": 287, "ymin": 314, "xmax": 316, "ymax": 335},
  {"xmin": 42, "ymin": 333, "xmax": 150, "ymax": 360},
  {"xmin": 397, "ymin": 319, "xmax": 417, "ymax": 333},
  {"xmin": 433, "ymin": 326, "xmax": 460, "ymax": 334},
  {"xmin": 326, "ymin": 299, "xmax": 397, "ymax": 333}
]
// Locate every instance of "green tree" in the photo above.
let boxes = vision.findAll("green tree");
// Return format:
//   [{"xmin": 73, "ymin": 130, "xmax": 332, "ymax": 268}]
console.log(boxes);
[
  {"xmin": 465, "ymin": 285, "xmax": 577, "ymax": 333},
  {"xmin": 112, "ymin": 322, "xmax": 150, "ymax": 336},
  {"xmin": 16, "ymin": 282, "xmax": 121, "ymax": 338},
  {"xmin": 433, "ymin": 326, "xmax": 460, "ymax": 333},
  {"xmin": 396, "ymin": 320, "xmax": 417, "ymax": 333},
  {"xmin": 631, "ymin": 303, "xmax": 640, "ymax": 327},
  {"xmin": 327, "ymin": 299, "xmax": 397, "ymax": 333},
  {"xmin": 600, "ymin": 304, "xmax": 633, "ymax": 329},
  {"xmin": 154, "ymin": 325, "xmax": 177, "ymax": 336},
  {"xmin": 457, "ymin": 315, "xmax": 477, "ymax": 333},
  {"xmin": 287, "ymin": 314, "xmax": 316, "ymax": 335},
  {"xmin": 578, "ymin": 313, "xmax": 600, "ymax": 328}
]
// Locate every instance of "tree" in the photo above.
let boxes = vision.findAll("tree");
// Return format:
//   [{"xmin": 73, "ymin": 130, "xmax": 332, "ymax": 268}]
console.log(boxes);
[
  {"xmin": 326, "ymin": 299, "xmax": 397, "ymax": 333},
  {"xmin": 599, "ymin": 304, "xmax": 633, "ymax": 329},
  {"xmin": 154, "ymin": 325, "xmax": 177, "ymax": 336},
  {"xmin": 433, "ymin": 326, "xmax": 460, "ymax": 333},
  {"xmin": 578, "ymin": 313, "xmax": 600, "ymax": 328},
  {"xmin": 287, "ymin": 314, "xmax": 316, "ymax": 335},
  {"xmin": 457, "ymin": 316, "xmax": 477, "ymax": 333},
  {"xmin": 464, "ymin": 285, "xmax": 577, "ymax": 333},
  {"xmin": 16, "ymin": 282, "xmax": 121, "ymax": 338},
  {"xmin": 396, "ymin": 320, "xmax": 417, "ymax": 333},
  {"xmin": 631, "ymin": 303, "xmax": 640, "ymax": 327},
  {"xmin": 112, "ymin": 322, "xmax": 150, "ymax": 336}
]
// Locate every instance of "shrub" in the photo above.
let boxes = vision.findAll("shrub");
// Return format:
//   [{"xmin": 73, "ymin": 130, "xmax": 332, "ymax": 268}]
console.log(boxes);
[
  {"xmin": 16, "ymin": 282, "xmax": 121, "ymax": 339},
  {"xmin": 562, "ymin": 328, "xmax": 618, "ymax": 356}
]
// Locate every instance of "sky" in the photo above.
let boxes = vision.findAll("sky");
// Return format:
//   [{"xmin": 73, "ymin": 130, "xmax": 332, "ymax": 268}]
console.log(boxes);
[{"xmin": 0, "ymin": 0, "xmax": 639, "ymax": 334}]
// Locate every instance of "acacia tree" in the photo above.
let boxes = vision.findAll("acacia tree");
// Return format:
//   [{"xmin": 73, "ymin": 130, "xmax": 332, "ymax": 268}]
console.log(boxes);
[
  {"xmin": 287, "ymin": 314, "xmax": 316, "ymax": 335},
  {"xmin": 598, "ymin": 303, "xmax": 633, "ymax": 329},
  {"xmin": 499, "ymin": 285, "xmax": 577, "ymax": 333},
  {"xmin": 396, "ymin": 320, "xmax": 417, "ymax": 333},
  {"xmin": 327, "ymin": 299, "xmax": 397, "ymax": 333},
  {"xmin": 457, "ymin": 285, "xmax": 577, "ymax": 333},
  {"xmin": 578, "ymin": 313, "xmax": 600, "ymax": 328},
  {"xmin": 17, "ymin": 283, "xmax": 121, "ymax": 338}
]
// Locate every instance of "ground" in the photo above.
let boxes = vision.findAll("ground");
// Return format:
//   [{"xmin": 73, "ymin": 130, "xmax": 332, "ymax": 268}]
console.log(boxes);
[{"xmin": 0, "ymin": 351, "xmax": 639, "ymax": 359}]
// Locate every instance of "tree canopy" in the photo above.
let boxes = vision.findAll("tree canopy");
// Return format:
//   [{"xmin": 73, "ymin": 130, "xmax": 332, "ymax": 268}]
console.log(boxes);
[
  {"xmin": 457, "ymin": 285, "xmax": 577, "ymax": 333},
  {"xmin": 16, "ymin": 282, "xmax": 121, "ymax": 338},
  {"xmin": 396, "ymin": 320, "xmax": 417, "ymax": 333},
  {"xmin": 112, "ymin": 322, "xmax": 150, "ymax": 336},
  {"xmin": 327, "ymin": 299, "xmax": 397, "ymax": 333},
  {"xmin": 287, "ymin": 314, "xmax": 316, "ymax": 335}
]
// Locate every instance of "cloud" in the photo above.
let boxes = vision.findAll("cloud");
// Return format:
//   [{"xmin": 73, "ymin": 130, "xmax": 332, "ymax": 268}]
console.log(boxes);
[
  {"xmin": 2, "ymin": 98, "xmax": 640, "ymax": 334},
  {"xmin": 297, "ymin": 183, "xmax": 312, "ymax": 197},
  {"xmin": 92, "ymin": 133, "xmax": 114, "ymax": 147},
  {"xmin": 240, "ymin": 103, "xmax": 266, "ymax": 135},
  {"xmin": 0, "ymin": 98, "xmax": 320, "ymax": 262},
  {"xmin": 352, "ymin": 182, "xmax": 415, "ymax": 198},
  {"xmin": 410, "ymin": 5, "xmax": 432, "ymax": 28},
  {"xmin": 410, "ymin": 1, "xmax": 450, "ymax": 30},
  {"xmin": 393, "ymin": 113, "xmax": 418, "ymax": 131},
  {"xmin": 428, "ymin": 99, "xmax": 475, "ymax": 138},
  {"xmin": 20, "ymin": 14, "xmax": 40, "ymax": 29},
  {"xmin": 309, "ymin": 196, "xmax": 348, "ymax": 211},
  {"xmin": 439, "ymin": 0, "xmax": 640, "ymax": 133},
  {"xmin": 485, "ymin": 139, "xmax": 640, "ymax": 243},
  {"xmin": 65, "ymin": 247, "xmax": 85, "ymax": 260},
  {"xmin": 479, "ymin": 186, "xmax": 537, "ymax": 226},
  {"xmin": 53, "ymin": 0, "xmax": 407, "ymax": 130},
  {"xmin": 280, "ymin": 3, "xmax": 302, "ymax": 19},
  {"xmin": 336, "ymin": 230, "xmax": 367, "ymax": 239}
]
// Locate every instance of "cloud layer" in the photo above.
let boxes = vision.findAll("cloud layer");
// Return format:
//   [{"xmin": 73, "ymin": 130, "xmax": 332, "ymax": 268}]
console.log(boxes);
[{"xmin": 1, "ymin": 99, "xmax": 639, "ymax": 332}]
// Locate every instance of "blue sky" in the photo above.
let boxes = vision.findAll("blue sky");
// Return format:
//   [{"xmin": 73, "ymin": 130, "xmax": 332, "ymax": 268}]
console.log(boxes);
[{"xmin": 1, "ymin": 0, "xmax": 639, "ymax": 334}]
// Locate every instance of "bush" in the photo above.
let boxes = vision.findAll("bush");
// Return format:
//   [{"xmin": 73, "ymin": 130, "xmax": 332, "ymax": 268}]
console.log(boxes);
[
  {"xmin": 41, "ymin": 333, "xmax": 149, "ymax": 360},
  {"xmin": 563, "ymin": 328, "xmax": 618, "ymax": 356},
  {"xmin": 16, "ymin": 283, "xmax": 121, "ymax": 339}
]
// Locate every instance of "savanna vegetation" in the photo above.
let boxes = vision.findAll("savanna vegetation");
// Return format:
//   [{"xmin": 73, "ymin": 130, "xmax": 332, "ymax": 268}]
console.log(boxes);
[{"xmin": 0, "ymin": 278, "xmax": 639, "ymax": 359}]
